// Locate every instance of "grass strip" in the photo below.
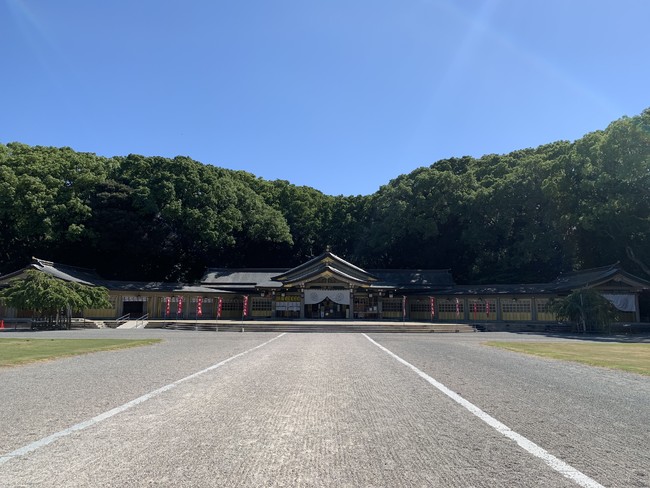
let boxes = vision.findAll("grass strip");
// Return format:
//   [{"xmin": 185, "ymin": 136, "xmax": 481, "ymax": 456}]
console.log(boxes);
[
  {"xmin": 485, "ymin": 341, "xmax": 650, "ymax": 376},
  {"xmin": 0, "ymin": 338, "xmax": 161, "ymax": 367}
]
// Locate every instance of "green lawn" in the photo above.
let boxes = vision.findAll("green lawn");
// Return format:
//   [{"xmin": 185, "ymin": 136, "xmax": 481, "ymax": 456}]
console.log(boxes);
[
  {"xmin": 485, "ymin": 341, "xmax": 650, "ymax": 376},
  {"xmin": 0, "ymin": 338, "xmax": 161, "ymax": 367}
]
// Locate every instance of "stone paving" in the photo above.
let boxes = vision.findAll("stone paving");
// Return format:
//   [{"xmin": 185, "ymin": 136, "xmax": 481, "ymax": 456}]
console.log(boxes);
[{"xmin": 0, "ymin": 331, "xmax": 648, "ymax": 487}]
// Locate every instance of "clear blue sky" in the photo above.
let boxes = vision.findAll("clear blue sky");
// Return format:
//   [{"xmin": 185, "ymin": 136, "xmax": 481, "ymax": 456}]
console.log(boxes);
[{"xmin": 2, "ymin": 1, "xmax": 649, "ymax": 196}]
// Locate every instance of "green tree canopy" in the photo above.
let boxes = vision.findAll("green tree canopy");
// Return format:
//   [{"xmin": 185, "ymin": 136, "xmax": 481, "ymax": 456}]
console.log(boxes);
[
  {"xmin": 551, "ymin": 289, "xmax": 618, "ymax": 333},
  {"xmin": 0, "ymin": 271, "xmax": 111, "ymax": 328},
  {"xmin": 1, "ymin": 107, "xmax": 648, "ymax": 283}
]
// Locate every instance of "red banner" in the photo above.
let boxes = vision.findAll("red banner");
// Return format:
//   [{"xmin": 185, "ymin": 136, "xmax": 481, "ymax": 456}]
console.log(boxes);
[
  {"xmin": 430, "ymin": 296, "xmax": 436, "ymax": 318},
  {"xmin": 217, "ymin": 297, "xmax": 223, "ymax": 319},
  {"xmin": 243, "ymin": 295, "xmax": 249, "ymax": 318},
  {"xmin": 165, "ymin": 297, "xmax": 171, "ymax": 317},
  {"xmin": 486, "ymin": 301, "xmax": 490, "ymax": 317},
  {"xmin": 177, "ymin": 296, "xmax": 183, "ymax": 316},
  {"xmin": 197, "ymin": 297, "xmax": 203, "ymax": 317}
]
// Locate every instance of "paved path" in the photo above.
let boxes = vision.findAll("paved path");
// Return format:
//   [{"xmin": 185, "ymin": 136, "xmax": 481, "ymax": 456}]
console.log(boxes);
[{"xmin": 0, "ymin": 331, "xmax": 648, "ymax": 487}]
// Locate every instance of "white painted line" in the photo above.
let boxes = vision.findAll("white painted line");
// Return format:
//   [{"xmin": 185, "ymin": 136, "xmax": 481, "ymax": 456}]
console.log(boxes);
[
  {"xmin": 0, "ymin": 333, "xmax": 286, "ymax": 466},
  {"xmin": 362, "ymin": 334, "xmax": 605, "ymax": 488}
]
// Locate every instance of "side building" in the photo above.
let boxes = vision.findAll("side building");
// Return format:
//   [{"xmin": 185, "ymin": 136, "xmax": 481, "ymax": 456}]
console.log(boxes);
[{"xmin": 1, "ymin": 252, "xmax": 649, "ymax": 325}]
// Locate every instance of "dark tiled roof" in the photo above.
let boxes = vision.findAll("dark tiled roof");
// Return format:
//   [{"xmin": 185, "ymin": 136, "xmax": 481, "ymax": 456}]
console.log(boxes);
[
  {"xmin": 439, "ymin": 284, "xmax": 552, "ymax": 296},
  {"xmin": 202, "ymin": 269, "xmax": 287, "ymax": 288},
  {"xmin": 95, "ymin": 280, "xmax": 220, "ymax": 294},
  {"xmin": 274, "ymin": 251, "xmax": 375, "ymax": 281},
  {"xmin": 30, "ymin": 258, "xmax": 101, "ymax": 286},
  {"xmin": 272, "ymin": 251, "xmax": 378, "ymax": 283},
  {"xmin": 370, "ymin": 269, "xmax": 455, "ymax": 288},
  {"xmin": 432, "ymin": 264, "xmax": 650, "ymax": 296},
  {"xmin": 5, "ymin": 258, "xmax": 647, "ymax": 297},
  {"xmin": 5, "ymin": 258, "xmax": 220, "ymax": 294},
  {"xmin": 278, "ymin": 265, "xmax": 373, "ymax": 286},
  {"xmin": 547, "ymin": 264, "xmax": 647, "ymax": 291}
]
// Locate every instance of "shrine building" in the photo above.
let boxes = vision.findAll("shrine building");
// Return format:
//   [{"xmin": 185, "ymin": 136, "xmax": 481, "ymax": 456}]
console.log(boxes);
[{"xmin": 1, "ymin": 251, "xmax": 649, "ymax": 324}]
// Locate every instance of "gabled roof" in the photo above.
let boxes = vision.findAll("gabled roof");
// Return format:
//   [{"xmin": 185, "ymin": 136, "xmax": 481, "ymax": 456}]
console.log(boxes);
[
  {"xmin": 5, "ymin": 258, "xmax": 646, "ymax": 297},
  {"xmin": 0, "ymin": 258, "xmax": 222, "ymax": 294},
  {"xmin": 433, "ymin": 264, "xmax": 650, "ymax": 296},
  {"xmin": 199, "ymin": 261, "xmax": 455, "ymax": 291},
  {"xmin": 548, "ymin": 263, "xmax": 650, "ymax": 291},
  {"xmin": 278, "ymin": 264, "xmax": 372, "ymax": 286},
  {"xmin": 272, "ymin": 251, "xmax": 379, "ymax": 285},
  {"xmin": 0, "ymin": 258, "xmax": 102, "ymax": 286}
]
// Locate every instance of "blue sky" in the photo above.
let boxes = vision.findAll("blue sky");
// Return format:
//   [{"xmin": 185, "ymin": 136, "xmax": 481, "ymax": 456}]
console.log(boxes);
[{"xmin": 2, "ymin": 0, "xmax": 649, "ymax": 196}]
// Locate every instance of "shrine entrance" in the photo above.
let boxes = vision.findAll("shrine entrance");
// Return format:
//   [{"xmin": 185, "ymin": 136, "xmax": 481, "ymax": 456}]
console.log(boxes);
[
  {"xmin": 122, "ymin": 300, "xmax": 144, "ymax": 318},
  {"xmin": 305, "ymin": 297, "xmax": 348, "ymax": 319},
  {"xmin": 303, "ymin": 289, "xmax": 351, "ymax": 319}
]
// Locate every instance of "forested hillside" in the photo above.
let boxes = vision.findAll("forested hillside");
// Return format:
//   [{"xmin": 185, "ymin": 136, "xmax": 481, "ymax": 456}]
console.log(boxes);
[{"xmin": 1, "ymin": 109, "xmax": 648, "ymax": 283}]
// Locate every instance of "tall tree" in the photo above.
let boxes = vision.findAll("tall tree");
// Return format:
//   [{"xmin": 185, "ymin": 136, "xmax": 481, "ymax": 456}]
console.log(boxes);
[
  {"xmin": 0, "ymin": 270, "xmax": 111, "ymax": 328},
  {"xmin": 0, "ymin": 143, "xmax": 110, "ymax": 273}
]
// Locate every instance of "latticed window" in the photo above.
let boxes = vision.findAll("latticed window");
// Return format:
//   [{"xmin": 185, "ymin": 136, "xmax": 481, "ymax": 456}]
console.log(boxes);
[
  {"xmin": 355, "ymin": 296, "xmax": 378, "ymax": 312},
  {"xmin": 382, "ymin": 299, "xmax": 403, "ymax": 312},
  {"xmin": 468, "ymin": 301, "xmax": 486, "ymax": 313},
  {"xmin": 439, "ymin": 301, "xmax": 464, "ymax": 313},
  {"xmin": 410, "ymin": 302, "xmax": 430, "ymax": 312},
  {"xmin": 222, "ymin": 300, "xmax": 243, "ymax": 311},
  {"xmin": 354, "ymin": 297, "xmax": 369, "ymax": 308},
  {"xmin": 502, "ymin": 300, "xmax": 531, "ymax": 313},
  {"xmin": 536, "ymin": 300, "xmax": 552, "ymax": 313},
  {"xmin": 252, "ymin": 299, "xmax": 272, "ymax": 311}
]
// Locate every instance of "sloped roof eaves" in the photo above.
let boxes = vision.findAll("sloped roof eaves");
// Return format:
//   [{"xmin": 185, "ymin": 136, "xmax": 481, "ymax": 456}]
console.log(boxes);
[
  {"xmin": 203, "ymin": 285, "xmax": 259, "ymax": 293},
  {"xmin": 437, "ymin": 284, "xmax": 554, "ymax": 296},
  {"xmin": 550, "ymin": 266, "xmax": 650, "ymax": 291},
  {"xmin": 382, "ymin": 287, "xmax": 456, "ymax": 295},
  {"xmin": 281, "ymin": 265, "xmax": 373, "ymax": 286},
  {"xmin": 370, "ymin": 269, "xmax": 455, "ymax": 287},
  {"xmin": 273, "ymin": 252, "xmax": 378, "ymax": 282},
  {"xmin": 33, "ymin": 263, "xmax": 101, "ymax": 286},
  {"xmin": 202, "ymin": 269, "xmax": 287, "ymax": 286},
  {"xmin": 550, "ymin": 267, "xmax": 619, "ymax": 291},
  {"xmin": 270, "ymin": 252, "xmax": 336, "ymax": 280},
  {"xmin": 16, "ymin": 260, "xmax": 228, "ymax": 294},
  {"xmin": 101, "ymin": 281, "xmax": 223, "ymax": 294},
  {"xmin": 0, "ymin": 268, "xmax": 34, "ymax": 284}
]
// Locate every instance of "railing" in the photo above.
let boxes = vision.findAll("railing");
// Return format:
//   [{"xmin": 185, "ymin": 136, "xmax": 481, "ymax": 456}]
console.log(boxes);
[
  {"xmin": 135, "ymin": 313, "xmax": 149, "ymax": 328},
  {"xmin": 112, "ymin": 313, "xmax": 130, "ymax": 328}
]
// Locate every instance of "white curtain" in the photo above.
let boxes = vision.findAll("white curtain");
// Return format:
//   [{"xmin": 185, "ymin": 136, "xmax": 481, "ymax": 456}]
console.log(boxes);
[
  {"xmin": 602, "ymin": 294, "xmax": 636, "ymax": 312},
  {"xmin": 304, "ymin": 289, "xmax": 350, "ymax": 305}
]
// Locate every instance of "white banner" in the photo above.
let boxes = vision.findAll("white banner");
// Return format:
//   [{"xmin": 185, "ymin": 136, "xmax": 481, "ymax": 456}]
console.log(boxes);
[
  {"xmin": 304, "ymin": 289, "xmax": 350, "ymax": 305},
  {"xmin": 602, "ymin": 294, "xmax": 636, "ymax": 312}
]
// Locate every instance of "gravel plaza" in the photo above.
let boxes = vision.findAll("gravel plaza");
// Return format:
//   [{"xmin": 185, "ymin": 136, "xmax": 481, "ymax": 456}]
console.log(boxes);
[{"xmin": 1, "ymin": 329, "xmax": 648, "ymax": 487}]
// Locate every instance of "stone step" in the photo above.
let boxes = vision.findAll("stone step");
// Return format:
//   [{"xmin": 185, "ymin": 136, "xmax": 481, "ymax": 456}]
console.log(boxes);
[{"xmin": 163, "ymin": 323, "xmax": 477, "ymax": 333}]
